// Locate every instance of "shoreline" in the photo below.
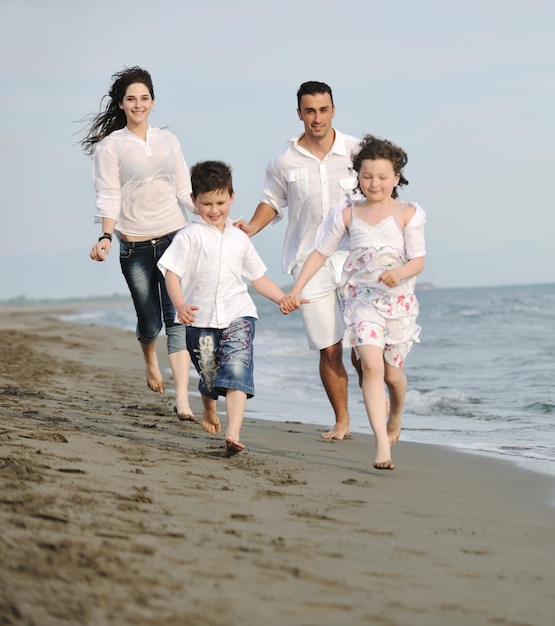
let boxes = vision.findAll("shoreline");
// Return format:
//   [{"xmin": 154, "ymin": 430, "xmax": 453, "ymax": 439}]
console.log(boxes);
[{"xmin": 1, "ymin": 310, "xmax": 554, "ymax": 625}]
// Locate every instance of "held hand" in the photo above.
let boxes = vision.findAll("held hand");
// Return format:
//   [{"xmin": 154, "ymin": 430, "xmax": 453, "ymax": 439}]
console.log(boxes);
[
  {"xmin": 279, "ymin": 293, "xmax": 309, "ymax": 315},
  {"xmin": 378, "ymin": 268, "xmax": 401, "ymax": 287},
  {"xmin": 233, "ymin": 219, "xmax": 256, "ymax": 237},
  {"xmin": 175, "ymin": 303, "xmax": 199, "ymax": 325},
  {"xmin": 90, "ymin": 240, "xmax": 112, "ymax": 262}
]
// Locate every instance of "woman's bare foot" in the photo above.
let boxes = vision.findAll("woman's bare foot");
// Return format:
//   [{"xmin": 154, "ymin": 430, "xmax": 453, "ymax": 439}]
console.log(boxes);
[
  {"xmin": 322, "ymin": 423, "xmax": 351, "ymax": 440},
  {"xmin": 141, "ymin": 343, "xmax": 164, "ymax": 393}
]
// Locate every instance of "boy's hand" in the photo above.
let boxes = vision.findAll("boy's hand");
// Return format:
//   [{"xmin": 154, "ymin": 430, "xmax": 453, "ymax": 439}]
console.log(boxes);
[{"xmin": 175, "ymin": 303, "xmax": 199, "ymax": 325}]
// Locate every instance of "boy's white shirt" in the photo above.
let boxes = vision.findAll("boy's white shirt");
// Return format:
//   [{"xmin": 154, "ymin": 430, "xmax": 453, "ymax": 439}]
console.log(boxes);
[{"xmin": 157, "ymin": 216, "xmax": 267, "ymax": 328}]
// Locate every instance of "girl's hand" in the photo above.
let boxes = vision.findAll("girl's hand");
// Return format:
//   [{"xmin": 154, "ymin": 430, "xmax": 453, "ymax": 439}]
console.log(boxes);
[
  {"xmin": 90, "ymin": 239, "xmax": 111, "ymax": 262},
  {"xmin": 378, "ymin": 268, "xmax": 402, "ymax": 287},
  {"xmin": 175, "ymin": 303, "xmax": 199, "ymax": 325},
  {"xmin": 279, "ymin": 293, "xmax": 309, "ymax": 314}
]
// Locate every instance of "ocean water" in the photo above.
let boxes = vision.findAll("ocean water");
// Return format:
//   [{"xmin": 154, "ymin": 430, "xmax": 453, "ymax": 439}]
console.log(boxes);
[{"xmin": 58, "ymin": 283, "xmax": 555, "ymax": 478}]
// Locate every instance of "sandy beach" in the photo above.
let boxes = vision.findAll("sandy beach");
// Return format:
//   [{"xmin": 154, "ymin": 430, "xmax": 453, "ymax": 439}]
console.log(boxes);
[{"xmin": 1, "ymin": 309, "xmax": 554, "ymax": 626}]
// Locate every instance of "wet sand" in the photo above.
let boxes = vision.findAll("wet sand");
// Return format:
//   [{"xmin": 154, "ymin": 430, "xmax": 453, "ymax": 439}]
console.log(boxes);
[{"xmin": 1, "ymin": 309, "xmax": 554, "ymax": 626}]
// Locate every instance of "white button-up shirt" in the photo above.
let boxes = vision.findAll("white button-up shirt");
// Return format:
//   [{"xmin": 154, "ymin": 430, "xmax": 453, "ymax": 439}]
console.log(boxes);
[
  {"xmin": 93, "ymin": 126, "xmax": 194, "ymax": 236},
  {"xmin": 260, "ymin": 129, "xmax": 361, "ymax": 274},
  {"xmin": 157, "ymin": 216, "xmax": 267, "ymax": 329}
]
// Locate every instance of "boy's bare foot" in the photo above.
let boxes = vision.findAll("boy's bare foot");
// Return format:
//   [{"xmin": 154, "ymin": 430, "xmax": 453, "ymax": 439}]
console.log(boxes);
[
  {"xmin": 202, "ymin": 412, "xmax": 222, "ymax": 434},
  {"xmin": 322, "ymin": 424, "xmax": 351, "ymax": 440},
  {"xmin": 387, "ymin": 413, "xmax": 402, "ymax": 446}
]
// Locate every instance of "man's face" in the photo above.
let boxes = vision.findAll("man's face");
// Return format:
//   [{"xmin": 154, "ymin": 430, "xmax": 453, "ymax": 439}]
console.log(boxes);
[{"xmin": 297, "ymin": 92, "xmax": 335, "ymax": 141}]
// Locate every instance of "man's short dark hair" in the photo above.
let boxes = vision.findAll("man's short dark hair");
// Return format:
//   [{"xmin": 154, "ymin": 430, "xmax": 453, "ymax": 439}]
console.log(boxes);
[{"xmin": 296, "ymin": 81, "xmax": 334, "ymax": 109}]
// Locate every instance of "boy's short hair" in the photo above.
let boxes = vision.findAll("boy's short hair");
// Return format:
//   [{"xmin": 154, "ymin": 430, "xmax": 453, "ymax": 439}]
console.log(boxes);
[
  {"xmin": 296, "ymin": 81, "xmax": 334, "ymax": 109},
  {"xmin": 190, "ymin": 160, "xmax": 234, "ymax": 197}
]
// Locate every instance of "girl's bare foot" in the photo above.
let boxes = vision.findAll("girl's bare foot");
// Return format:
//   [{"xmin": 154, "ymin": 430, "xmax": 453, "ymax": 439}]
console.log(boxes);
[
  {"xmin": 387, "ymin": 413, "xmax": 402, "ymax": 446},
  {"xmin": 225, "ymin": 438, "xmax": 245, "ymax": 455},
  {"xmin": 373, "ymin": 459, "xmax": 395, "ymax": 470}
]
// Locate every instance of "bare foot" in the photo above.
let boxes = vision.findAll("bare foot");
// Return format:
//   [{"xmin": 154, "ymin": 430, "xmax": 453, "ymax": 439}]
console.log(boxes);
[
  {"xmin": 225, "ymin": 438, "xmax": 245, "ymax": 455},
  {"xmin": 387, "ymin": 413, "xmax": 402, "ymax": 446},
  {"xmin": 141, "ymin": 343, "xmax": 164, "ymax": 393},
  {"xmin": 145, "ymin": 361, "xmax": 164, "ymax": 393},
  {"xmin": 174, "ymin": 407, "xmax": 198, "ymax": 423},
  {"xmin": 202, "ymin": 412, "xmax": 222, "ymax": 434},
  {"xmin": 373, "ymin": 459, "xmax": 395, "ymax": 470},
  {"xmin": 322, "ymin": 424, "xmax": 351, "ymax": 440}
]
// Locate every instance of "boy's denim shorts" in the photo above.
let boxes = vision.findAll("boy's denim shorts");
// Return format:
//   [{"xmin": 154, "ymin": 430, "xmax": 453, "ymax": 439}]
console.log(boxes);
[{"xmin": 186, "ymin": 317, "xmax": 256, "ymax": 400}]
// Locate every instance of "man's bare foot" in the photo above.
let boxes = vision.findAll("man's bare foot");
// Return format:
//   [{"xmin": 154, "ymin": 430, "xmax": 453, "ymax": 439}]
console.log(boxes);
[
  {"xmin": 387, "ymin": 413, "xmax": 402, "ymax": 446},
  {"xmin": 202, "ymin": 412, "xmax": 222, "ymax": 434},
  {"xmin": 322, "ymin": 424, "xmax": 351, "ymax": 440}
]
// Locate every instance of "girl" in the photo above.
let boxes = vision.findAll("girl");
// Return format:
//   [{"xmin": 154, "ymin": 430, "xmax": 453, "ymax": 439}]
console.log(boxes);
[
  {"xmin": 81, "ymin": 66, "xmax": 196, "ymax": 422},
  {"xmin": 281, "ymin": 135, "xmax": 426, "ymax": 470}
]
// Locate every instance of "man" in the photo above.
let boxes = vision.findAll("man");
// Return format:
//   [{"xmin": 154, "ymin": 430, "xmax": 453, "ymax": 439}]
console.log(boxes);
[{"xmin": 235, "ymin": 81, "xmax": 361, "ymax": 440}]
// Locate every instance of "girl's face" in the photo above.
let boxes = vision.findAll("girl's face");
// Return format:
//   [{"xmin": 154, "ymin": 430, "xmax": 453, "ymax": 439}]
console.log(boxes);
[
  {"xmin": 119, "ymin": 82, "xmax": 154, "ymax": 127},
  {"xmin": 358, "ymin": 158, "xmax": 400, "ymax": 203}
]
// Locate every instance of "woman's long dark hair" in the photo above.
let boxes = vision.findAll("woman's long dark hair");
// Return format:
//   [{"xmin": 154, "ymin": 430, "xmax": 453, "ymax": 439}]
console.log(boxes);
[{"xmin": 80, "ymin": 66, "xmax": 154, "ymax": 155}]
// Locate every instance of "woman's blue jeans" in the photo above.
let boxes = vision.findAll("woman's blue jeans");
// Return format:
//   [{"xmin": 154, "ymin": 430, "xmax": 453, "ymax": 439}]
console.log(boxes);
[{"xmin": 119, "ymin": 232, "xmax": 186, "ymax": 354}]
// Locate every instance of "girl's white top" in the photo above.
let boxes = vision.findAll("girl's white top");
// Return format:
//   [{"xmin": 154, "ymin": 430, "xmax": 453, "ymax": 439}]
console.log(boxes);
[
  {"xmin": 315, "ymin": 201, "xmax": 427, "ymax": 297},
  {"xmin": 93, "ymin": 126, "xmax": 193, "ymax": 236}
]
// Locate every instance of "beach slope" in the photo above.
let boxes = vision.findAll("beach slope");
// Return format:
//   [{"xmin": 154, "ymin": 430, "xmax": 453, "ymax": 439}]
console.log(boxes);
[{"xmin": 0, "ymin": 310, "xmax": 553, "ymax": 626}]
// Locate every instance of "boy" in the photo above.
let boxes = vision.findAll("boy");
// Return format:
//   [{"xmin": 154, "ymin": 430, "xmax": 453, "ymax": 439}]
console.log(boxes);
[{"xmin": 158, "ymin": 161, "xmax": 290, "ymax": 455}]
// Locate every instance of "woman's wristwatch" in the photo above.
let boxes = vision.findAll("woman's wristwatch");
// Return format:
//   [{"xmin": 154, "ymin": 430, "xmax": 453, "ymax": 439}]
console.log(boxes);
[{"xmin": 98, "ymin": 232, "xmax": 113, "ymax": 242}]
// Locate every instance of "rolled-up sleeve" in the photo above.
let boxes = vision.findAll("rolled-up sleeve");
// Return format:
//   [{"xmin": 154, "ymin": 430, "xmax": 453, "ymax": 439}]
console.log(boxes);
[
  {"xmin": 92, "ymin": 144, "xmax": 121, "ymax": 225},
  {"xmin": 260, "ymin": 159, "xmax": 287, "ymax": 224},
  {"xmin": 404, "ymin": 203, "xmax": 426, "ymax": 259}
]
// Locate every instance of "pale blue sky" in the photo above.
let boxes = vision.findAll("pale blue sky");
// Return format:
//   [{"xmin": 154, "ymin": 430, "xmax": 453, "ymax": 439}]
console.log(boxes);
[{"xmin": 1, "ymin": 0, "xmax": 554, "ymax": 299}]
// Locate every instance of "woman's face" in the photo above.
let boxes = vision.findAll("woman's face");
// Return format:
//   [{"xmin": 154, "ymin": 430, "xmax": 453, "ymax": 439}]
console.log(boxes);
[{"xmin": 118, "ymin": 82, "xmax": 154, "ymax": 127}]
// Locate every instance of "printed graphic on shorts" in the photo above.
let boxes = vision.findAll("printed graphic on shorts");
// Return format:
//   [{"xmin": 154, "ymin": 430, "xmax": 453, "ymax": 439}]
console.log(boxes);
[{"xmin": 195, "ymin": 334, "xmax": 219, "ymax": 393}]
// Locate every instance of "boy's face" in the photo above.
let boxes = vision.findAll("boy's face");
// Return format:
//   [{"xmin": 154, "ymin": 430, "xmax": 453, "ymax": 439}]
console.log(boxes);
[{"xmin": 192, "ymin": 189, "xmax": 234, "ymax": 232}]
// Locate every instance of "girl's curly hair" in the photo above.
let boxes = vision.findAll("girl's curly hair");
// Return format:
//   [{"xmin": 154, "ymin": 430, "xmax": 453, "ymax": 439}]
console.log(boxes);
[{"xmin": 351, "ymin": 134, "xmax": 409, "ymax": 199}]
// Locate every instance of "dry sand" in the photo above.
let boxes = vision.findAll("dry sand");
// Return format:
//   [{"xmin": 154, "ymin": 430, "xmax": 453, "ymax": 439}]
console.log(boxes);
[{"xmin": 0, "ymin": 308, "xmax": 554, "ymax": 626}]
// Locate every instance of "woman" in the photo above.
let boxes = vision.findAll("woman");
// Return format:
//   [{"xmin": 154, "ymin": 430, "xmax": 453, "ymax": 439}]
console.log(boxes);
[{"xmin": 81, "ymin": 66, "xmax": 196, "ymax": 422}]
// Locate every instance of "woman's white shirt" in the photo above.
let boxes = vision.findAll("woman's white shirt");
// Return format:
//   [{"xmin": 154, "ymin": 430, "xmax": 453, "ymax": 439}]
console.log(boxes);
[{"xmin": 93, "ymin": 126, "xmax": 193, "ymax": 236}]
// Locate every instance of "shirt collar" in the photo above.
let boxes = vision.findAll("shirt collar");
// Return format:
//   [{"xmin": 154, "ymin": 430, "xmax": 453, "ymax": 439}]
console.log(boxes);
[
  {"xmin": 291, "ymin": 128, "xmax": 347, "ymax": 158},
  {"xmin": 190, "ymin": 214, "xmax": 235, "ymax": 231}
]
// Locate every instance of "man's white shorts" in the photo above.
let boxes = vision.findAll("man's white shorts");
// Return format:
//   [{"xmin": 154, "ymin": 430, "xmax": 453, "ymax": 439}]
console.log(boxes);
[{"xmin": 292, "ymin": 251, "xmax": 348, "ymax": 351}]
